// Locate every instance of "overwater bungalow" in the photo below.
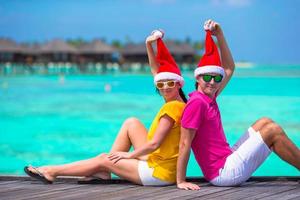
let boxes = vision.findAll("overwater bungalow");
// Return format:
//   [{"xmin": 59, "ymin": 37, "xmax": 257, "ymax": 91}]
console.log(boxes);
[
  {"xmin": 20, "ymin": 43, "xmax": 41, "ymax": 65},
  {"xmin": 39, "ymin": 39, "xmax": 77, "ymax": 63},
  {"xmin": 121, "ymin": 41, "xmax": 196, "ymax": 64},
  {"xmin": 0, "ymin": 38, "xmax": 24, "ymax": 63},
  {"xmin": 165, "ymin": 40, "xmax": 196, "ymax": 64},
  {"xmin": 0, "ymin": 38, "xmax": 198, "ymax": 74},
  {"xmin": 78, "ymin": 39, "xmax": 117, "ymax": 63},
  {"xmin": 120, "ymin": 43, "xmax": 147, "ymax": 63}
]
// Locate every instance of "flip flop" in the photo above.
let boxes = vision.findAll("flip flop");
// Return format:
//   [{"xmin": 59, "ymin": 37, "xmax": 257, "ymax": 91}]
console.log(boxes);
[{"xmin": 24, "ymin": 166, "xmax": 53, "ymax": 184}]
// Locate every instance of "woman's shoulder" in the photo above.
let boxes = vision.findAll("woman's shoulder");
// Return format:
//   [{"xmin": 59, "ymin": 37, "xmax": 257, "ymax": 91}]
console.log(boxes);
[
  {"xmin": 163, "ymin": 100, "xmax": 186, "ymax": 108},
  {"xmin": 159, "ymin": 101, "xmax": 185, "ymax": 121},
  {"xmin": 161, "ymin": 100, "xmax": 186, "ymax": 113}
]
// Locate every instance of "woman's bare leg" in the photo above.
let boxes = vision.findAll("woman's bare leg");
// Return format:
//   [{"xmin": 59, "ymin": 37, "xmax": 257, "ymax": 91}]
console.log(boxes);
[
  {"xmin": 28, "ymin": 154, "xmax": 142, "ymax": 184},
  {"xmin": 110, "ymin": 117, "xmax": 148, "ymax": 152},
  {"xmin": 28, "ymin": 117, "xmax": 148, "ymax": 181},
  {"xmin": 92, "ymin": 117, "xmax": 148, "ymax": 179}
]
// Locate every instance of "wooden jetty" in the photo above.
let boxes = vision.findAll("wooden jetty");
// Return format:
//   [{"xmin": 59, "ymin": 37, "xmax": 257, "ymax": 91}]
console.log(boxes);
[{"xmin": 0, "ymin": 176, "xmax": 299, "ymax": 200}]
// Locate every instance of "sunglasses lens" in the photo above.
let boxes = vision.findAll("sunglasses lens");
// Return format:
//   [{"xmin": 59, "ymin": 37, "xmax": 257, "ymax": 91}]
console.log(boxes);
[
  {"xmin": 167, "ymin": 81, "xmax": 175, "ymax": 88},
  {"xmin": 156, "ymin": 82, "xmax": 164, "ymax": 89},
  {"xmin": 214, "ymin": 75, "xmax": 223, "ymax": 83},
  {"xmin": 202, "ymin": 75, "xmax": 212, "ymax": 82}
]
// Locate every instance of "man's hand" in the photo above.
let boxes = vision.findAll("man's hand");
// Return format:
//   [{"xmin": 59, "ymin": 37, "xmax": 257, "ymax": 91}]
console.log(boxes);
[
  {"xmin": 203, "ymin": 19, "xmax": 223, "ymax": 37},
  {"xmin": 177, "ymin": 181, "xmax": 201, "ymax": 190}
]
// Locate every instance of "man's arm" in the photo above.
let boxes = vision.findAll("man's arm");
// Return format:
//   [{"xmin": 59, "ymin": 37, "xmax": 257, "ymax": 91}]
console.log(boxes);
[
  {"xmin": 177, "ymin": 127, "xmax": 200, "ymax": 190},
  {"xmin": 216, "ymin": 27, "xmax": 235, "ymax": 95},
  {"xmin": 207, "ymin": 20, "xmax": 235, "ymax": 95}
]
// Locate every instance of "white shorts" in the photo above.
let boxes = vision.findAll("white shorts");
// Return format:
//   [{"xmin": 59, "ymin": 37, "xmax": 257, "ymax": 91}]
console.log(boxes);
[
  {"xmin": 210, "ymin": 127, "xmax": 272, "ymax": 186},
  {"xmin": 138, "ymin": 160, "xmax": 173, "ymax": 186}
]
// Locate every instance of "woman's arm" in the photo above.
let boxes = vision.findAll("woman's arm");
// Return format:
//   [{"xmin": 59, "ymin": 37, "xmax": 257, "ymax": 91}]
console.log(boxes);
[
  {"xmin": 145, "ymin": 33, "xmax": 160, "ymax": 75},
  {"xmin": 108, "ymin": 114, "xmax": 175, "ymax": 163}
]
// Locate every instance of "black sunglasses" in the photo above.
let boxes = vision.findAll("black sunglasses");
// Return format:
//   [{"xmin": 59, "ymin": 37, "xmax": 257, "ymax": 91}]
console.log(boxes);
[{"xmin": 202, "ymin": 74, "xmax": 223, "ymax": 83}]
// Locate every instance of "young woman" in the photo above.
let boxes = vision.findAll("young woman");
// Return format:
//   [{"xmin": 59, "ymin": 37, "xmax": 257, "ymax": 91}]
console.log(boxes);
[{"xmin": 24, "ymin": 30, "xmax": 187, "ymax": 186}]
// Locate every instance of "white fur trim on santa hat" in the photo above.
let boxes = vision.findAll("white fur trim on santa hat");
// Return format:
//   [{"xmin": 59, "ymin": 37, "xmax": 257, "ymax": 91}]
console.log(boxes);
[
  {"xmin": 194, "ymin": 65, "xmax": 225, "ymax": 78},
  {"xmin": 154, "ymin": 72, "xmax": 184, "ymax": 86}
]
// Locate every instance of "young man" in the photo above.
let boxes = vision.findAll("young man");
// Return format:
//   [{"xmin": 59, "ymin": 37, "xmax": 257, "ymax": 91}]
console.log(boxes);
[{"xmin": 177, "ymin": 19, "xmax": 300, "ymax": 190}]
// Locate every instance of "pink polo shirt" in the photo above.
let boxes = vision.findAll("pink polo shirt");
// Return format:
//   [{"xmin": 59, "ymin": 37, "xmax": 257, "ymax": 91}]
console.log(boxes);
[{"xmin": 181, "ymin": 91, "xmax": 232, "ymax": 181}]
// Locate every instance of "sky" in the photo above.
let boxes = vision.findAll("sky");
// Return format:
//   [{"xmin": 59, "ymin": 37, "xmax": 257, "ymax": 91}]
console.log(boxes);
[{"xmin": 0, "ymin": 0, "xmax": 299, "ymax": 64}]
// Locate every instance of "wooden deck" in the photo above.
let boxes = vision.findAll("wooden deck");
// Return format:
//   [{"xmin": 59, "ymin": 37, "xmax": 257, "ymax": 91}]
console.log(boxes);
[{"xmin": 0, "ymin": 176, "xmax": 299, "ymax": 200}]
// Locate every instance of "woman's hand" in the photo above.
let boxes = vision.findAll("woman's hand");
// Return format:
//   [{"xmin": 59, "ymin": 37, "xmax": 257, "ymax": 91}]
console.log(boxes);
[
  {"xmin": 146, "ymin": 35, "xmax": 157, "ymax": 44},
  {"xmin": 203, "ymin": 19, "xmax": 223, "ymax": 37},
  {"xmin": 145, "ymin": 29, "xmax": 164, "ymax": 44},
  {"xmin": 177, "ymin": 181, "xmax": 201, "ymax": 190},
  {"xmin": 108, "ymin": 152, "xmax": 133, "ymax": 164}
]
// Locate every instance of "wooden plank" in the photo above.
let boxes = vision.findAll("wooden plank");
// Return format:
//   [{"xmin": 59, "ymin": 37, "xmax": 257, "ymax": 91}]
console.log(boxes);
[
  {"xmin": 202, "ymin": 181, "xmax": 299, "ymax": 200},
  {"xmin": 140, "ymin": 182, "xmax": 243, "ymax": 200},
  {"xmin": 185, "ymin": 181, "xmax": 260, "ymax": 199},
  {"xmin": 259, "ymin": 187, "xmax": 300, "ymax": 200},
  {"xmin": 52, "ymin": 186, "xmax": 140, "ymax": 200},
  {"xmin": 0, "ymin": 176, "xmax": 299, "ymax": 200},
  {"xmin": 127, "ymin": 183, "xmax": 210, "ymax": 200},
  {"xmin": 242, "ymin": 181, "xmax": 300, "ymax": 200},
  {"xmin": 30, "ymin": 184, "xmax": 136, "ymax": 200},
  {"xmin": 1, "ymin": 181, "xmax": 91, "ymax": 200},
  {"xmin": 170, "ymin": 187, "xmax": 235, "ymax": 200},
  {"xmin": 77, "ymin": 185, "xmax": 164, "ymax": 200},
  {"xmin": 105, "ymin": 185, "xmax": 168, "ymax": 200}
]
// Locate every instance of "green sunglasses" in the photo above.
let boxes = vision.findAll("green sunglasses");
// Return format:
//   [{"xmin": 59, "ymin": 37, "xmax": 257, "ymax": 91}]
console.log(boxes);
[{"xmin": 202, "ymin": 74, "xmax": 223, "ymax": 83}]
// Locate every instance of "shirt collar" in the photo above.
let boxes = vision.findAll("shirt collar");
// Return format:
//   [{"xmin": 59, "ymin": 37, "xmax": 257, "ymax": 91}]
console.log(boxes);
[{"xmin": 189, "ymin": 91, "xmax": 215, "ymax": 104}]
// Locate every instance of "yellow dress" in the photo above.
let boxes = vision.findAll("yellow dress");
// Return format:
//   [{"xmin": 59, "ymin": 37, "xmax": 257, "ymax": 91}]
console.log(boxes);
[{"xmin": 147, "ymin": 100, "xmax": 186, "ymax": 183}]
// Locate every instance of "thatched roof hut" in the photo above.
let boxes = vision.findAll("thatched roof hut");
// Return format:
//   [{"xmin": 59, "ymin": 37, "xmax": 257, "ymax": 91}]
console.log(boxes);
[
  {"xmin": 0, "ymin": 38, "xmax": 24, "ymax": 62},
  {"xmin": 39, "ymin": 39, "xmax": 77, "ymax": 62},
  {"xmin": 0, "ymin": 39, "xmax": 22, "ymax": 52},
  {"xmin": 78, "ymin": 40, "xmax": 116, "ymax": 63},
  {"xmin": 79, "ymin": 40, "xmax": 115, "ymax": 54},
  {"xmin": 40, "ymin": 39, "xmax": 77, "ymax": 53},
  {"xmin": 121, "ymin": 40, "xmax": 195, "ymax": 63},
  {"xmin": 120, "ymin": 43, "xmax": 147, "ymax": 63}
]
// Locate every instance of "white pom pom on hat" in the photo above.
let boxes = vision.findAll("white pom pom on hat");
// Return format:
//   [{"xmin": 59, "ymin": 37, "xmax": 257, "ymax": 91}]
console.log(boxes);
[{"xmin": 151, "ymin": 29, "xmax": 165, "ymax": 39}]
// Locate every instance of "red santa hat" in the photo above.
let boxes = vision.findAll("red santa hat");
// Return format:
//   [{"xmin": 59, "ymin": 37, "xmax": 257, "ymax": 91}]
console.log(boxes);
[
  {"xmin": 153, "ymin": 30, "xmax": 184, "ymax": 86},
  {"xmin": 194, "ymin": 31, "xmax": 225, "ymax": 78}
]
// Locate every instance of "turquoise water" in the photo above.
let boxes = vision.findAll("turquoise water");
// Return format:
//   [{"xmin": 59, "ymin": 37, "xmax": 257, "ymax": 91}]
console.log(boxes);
[{"xmin": 0, "ymin": 65, "xmax": 300, "ymax": 176}]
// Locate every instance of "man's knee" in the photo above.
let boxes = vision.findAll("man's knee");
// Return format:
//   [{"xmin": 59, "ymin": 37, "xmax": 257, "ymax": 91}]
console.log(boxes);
[
  {"xmin": 265, "ymin": 122, "xmax": 282, "ymax": 134},
  {"xmin": 260, "ymin": 122, "xmax": 283, "ymax": 141},
  {"xmin": 252, "ymin": 117, "xmax": 273, "ymax": 132},
  {"xmin": 258, "ymin": 117, "xmax": 273, "ymax": 125}
]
